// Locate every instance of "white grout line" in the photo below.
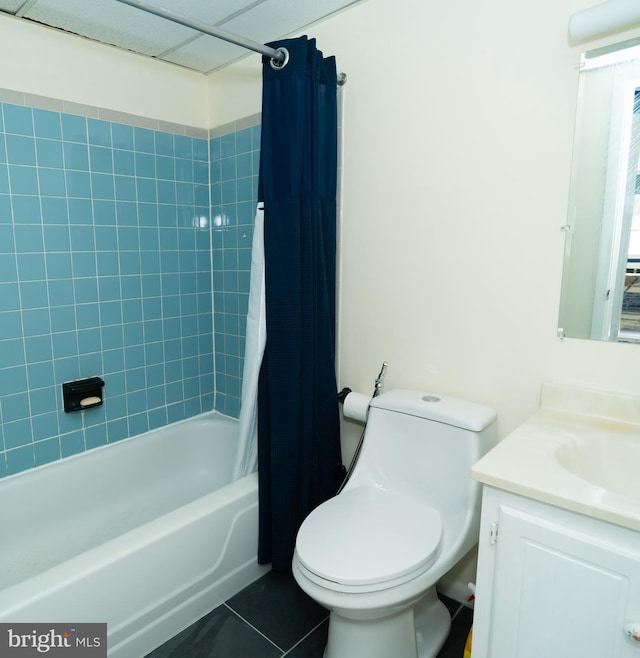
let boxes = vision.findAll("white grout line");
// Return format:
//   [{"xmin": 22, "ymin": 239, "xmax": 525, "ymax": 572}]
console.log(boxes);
[
  {"xmin": 224, "ymin": 598, "xmax": 467, "ymax": 657},
  {"xmin": 281, "ymin": 615, "xmax": 330, "ymax": 657},
  {"xmin": 223, "ymin": 602, "xmax": 287, "ymax": 654}
]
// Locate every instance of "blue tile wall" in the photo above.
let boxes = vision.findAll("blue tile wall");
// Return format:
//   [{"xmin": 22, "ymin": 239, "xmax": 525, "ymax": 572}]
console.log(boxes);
[
  {"xmin": 0, "ymin": 102, "xmax": 214, "ymax": 477},
  {"xmin": 210, "ymin": 125, "xmax": 260, "ymax": 418}
]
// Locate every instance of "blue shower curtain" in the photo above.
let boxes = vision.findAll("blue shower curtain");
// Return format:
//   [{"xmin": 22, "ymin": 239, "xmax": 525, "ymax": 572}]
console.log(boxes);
[{"xmin": 257, "ymin": 36, "xmax": 342, "ymax": 571}]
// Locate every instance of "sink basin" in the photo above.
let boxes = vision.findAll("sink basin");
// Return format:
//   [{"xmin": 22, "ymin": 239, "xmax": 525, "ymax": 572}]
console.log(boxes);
[
  {"xmin": 556, "ymin": 431, "xmax": 640, "ymax": 500},
  {"xmin": 471, "ymin": 382, "xmax": 640, "ymax": 532}
]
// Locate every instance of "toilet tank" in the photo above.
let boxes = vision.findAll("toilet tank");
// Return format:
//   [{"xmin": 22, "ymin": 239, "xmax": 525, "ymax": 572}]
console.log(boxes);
[{"xmin": 347, "ymin": 389, "xmax": 497, "ymax": 516}]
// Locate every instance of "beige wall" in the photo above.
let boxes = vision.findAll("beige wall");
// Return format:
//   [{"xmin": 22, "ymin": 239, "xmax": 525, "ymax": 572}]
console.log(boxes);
[
  {"xmin": 0, "ymin": 12, "xmax": 208, "ymax": 128},
  {"xmin": 209, "ymin": 0, "xmax": 640, "ymax": 443},
  {"xmin": 207, "ymin": 60, "xmax": 262, "ymax": 127}
]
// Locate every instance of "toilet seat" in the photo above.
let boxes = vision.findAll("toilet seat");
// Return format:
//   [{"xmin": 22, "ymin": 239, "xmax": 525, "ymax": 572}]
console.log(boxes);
[{"xmin": 295, "ymin": 486, "xmax": 442, "ymax": 590}]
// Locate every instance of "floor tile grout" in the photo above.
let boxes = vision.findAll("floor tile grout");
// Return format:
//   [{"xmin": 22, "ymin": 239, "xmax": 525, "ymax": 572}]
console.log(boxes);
[
  {"xmin": 223, "ymin": 602, "xmax": 287, "ymax": 654},
  {"xmin": 451, "ymin": 601, "xmax": 473, "ymax": 621},
  {"xmin": 145, "ymin": 572, "xmax": 473, "ymax": 657},
  {"xmin": 281, "ymin": 614, "xmax": 330, "ymax": 657}
]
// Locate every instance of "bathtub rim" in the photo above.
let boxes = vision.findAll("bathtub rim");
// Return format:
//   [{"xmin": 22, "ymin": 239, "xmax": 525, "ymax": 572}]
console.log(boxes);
[
  {"xmin": 1, "ymin": 408, "xmax": 238, "ymax": 484},
  {"xmin": 0, "ymin": 470, "xmax": 259, "ymax": 618}
]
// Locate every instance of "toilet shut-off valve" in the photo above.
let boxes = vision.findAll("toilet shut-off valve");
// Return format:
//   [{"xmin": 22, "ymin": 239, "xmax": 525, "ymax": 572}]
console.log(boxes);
[{"xmin": 373, "ymin": 362, "xmax": 388, "ymax": 398}]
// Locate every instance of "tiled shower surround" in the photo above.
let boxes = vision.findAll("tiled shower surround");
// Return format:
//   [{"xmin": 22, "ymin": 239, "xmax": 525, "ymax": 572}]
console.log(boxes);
[
  {"xmin": 0, "ymin": 91, "xmax": 259, "ymax": 477},
  {"xmin": 210, "ymin": 121, "xmax": 261, "ymax": 419}
]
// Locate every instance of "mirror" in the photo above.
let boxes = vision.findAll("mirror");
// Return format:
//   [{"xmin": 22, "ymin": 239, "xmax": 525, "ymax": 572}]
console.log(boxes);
[{"xmin": 559, "ymin": 39, "xmax": 640, "ymax": 342}]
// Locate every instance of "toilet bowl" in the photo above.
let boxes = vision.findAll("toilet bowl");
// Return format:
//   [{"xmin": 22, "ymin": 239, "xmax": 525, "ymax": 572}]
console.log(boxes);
[{"xmin": 292, "ymin": 389, "xmax": 497, "ymax": 658}]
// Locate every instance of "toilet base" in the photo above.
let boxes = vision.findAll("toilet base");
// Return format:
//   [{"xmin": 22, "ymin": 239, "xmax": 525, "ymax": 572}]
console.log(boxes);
[
  {"xmin": 414, "ymin": 588, "xmax": 452, "ymax": 658},
  {"xmin": 322, "ymin": 587, "xmax": 451, "ymax": 658}
]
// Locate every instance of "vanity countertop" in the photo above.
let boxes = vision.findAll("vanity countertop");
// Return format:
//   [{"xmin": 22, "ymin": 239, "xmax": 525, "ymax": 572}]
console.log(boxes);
[{"xmin": 471, "ymin": 383, "xmax": 640, "ymax": 532}]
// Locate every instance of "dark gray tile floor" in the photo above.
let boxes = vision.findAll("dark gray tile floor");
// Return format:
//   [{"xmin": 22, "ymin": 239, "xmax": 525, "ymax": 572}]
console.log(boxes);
[{"xmin": 146, "ymin": 571, "xmax": 473, "ymax": 657}]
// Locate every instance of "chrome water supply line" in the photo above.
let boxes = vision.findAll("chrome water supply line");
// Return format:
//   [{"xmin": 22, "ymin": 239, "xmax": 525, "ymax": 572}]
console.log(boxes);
[{"xmin": 337, "ymin": 362, "xmax": 388, "ymax": 494}]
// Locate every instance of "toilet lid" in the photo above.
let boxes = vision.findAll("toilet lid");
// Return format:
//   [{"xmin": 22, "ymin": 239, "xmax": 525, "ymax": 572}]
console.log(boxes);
[{"xmin": 295, "ymin": 486, "xmax": 442, "ymax": 587}]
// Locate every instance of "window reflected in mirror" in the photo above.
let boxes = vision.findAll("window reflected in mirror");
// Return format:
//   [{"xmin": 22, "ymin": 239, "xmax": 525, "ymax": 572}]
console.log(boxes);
[
  {"xmin": 623, "ymin": 187, "xmax": 640, "ymax": 338},
  {"xmin": 559, "ymin": 39, "xmax": 640, "ymax": 342}
]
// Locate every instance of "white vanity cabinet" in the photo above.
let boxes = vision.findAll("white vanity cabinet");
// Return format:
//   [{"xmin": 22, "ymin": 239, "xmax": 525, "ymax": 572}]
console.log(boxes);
[{"xmin": 472, "ymin": 487, "xmax": 640, "ymax": 658}]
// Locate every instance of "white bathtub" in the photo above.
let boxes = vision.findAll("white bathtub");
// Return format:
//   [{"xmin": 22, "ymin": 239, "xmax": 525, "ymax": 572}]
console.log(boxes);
[{"xmin": 0, "ymin": 411, "xmax": 268, "ymax": 657}]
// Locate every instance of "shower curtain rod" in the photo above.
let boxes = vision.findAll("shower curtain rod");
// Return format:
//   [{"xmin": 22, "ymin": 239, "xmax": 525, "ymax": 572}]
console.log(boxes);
[{"xmin": 114, "ymin": 0, "xmax": 346, "ymax": 84}]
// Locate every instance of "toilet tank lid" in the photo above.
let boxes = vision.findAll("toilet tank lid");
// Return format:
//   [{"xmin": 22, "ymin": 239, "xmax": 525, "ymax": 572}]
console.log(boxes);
[{"xmin": 369, "ymin": 389, "xmax": 497, "ymax": 432}]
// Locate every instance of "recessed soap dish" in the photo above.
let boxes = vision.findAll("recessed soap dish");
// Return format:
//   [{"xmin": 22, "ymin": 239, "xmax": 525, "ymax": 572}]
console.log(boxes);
[{"xmin": 62, "ymin": 377, "xmax": 105, "ymax": 412}]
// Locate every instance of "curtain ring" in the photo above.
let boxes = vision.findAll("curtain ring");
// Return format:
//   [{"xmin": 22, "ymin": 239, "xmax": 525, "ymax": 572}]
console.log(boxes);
[{"xmin": 269, "ymin": 47, "xmax": 290, "ymax": 71}]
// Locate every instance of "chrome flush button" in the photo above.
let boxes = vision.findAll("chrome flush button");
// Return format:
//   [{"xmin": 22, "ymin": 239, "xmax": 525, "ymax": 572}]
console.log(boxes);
[{"xmin": 421, "ymin": 395, "xmax": 440, "ymax": 402}]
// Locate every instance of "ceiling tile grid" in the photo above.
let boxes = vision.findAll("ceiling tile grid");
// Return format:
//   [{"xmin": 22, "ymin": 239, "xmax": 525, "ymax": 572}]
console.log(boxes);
[{"xmin": 0, "ymin": 0, "xmax": 364, "ymax": 74}]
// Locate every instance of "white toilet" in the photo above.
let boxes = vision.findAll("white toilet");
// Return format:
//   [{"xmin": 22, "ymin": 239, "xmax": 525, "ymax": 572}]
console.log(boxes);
[{"xmin": 292, "ymin": 389, "xmax": 497, "ymax": 658}]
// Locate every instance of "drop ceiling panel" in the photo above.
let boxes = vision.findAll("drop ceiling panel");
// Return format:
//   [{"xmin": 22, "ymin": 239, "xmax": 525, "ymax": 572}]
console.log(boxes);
[
  {"xmin": 25, "ymin": 0, "xmax": 197, "ymax": 56},
  {"xmin": 160, "ymin": 0, "xmax": 268, "ymax": 28},
  {"xmin": 0, "ymin": 0, "xmax": 25, "ymax": 12},
  {"xmin": 223, "ymin": 0, "xmax": 361, "ymax": 44},
  {"xmin": 162, "ymin": 35, "xmax": 247, "ymax": 73}
]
